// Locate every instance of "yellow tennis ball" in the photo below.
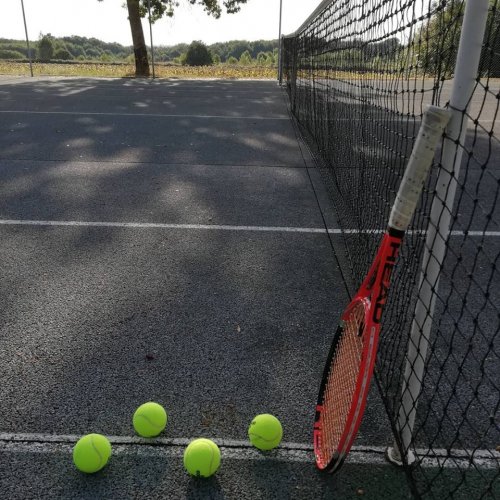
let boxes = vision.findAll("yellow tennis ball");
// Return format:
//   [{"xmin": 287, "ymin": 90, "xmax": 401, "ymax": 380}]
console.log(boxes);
[
  {"xmin": 248, "ymin": 414, "xmax": 283, "ymax": 450},
  {"xmin": 72, "ymin": 434, "xmax": 112, "ymax": 473},
  {"xmin": 183, "ymin": 438, "xmax": 221, "ymax": 477},
  {"xmin": 133, "ymin": 402, "xmax": 168, "ymax": 437}
]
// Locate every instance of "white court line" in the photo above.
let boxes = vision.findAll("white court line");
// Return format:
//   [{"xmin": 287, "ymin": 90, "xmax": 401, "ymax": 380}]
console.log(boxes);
[
  {"xmin": 0, "ymin": 219, "xmax": 498, "ymax": 237},
  {"xmin": 1, "ymin": 109, "xmax": 495, "ymax": 125},
  {"xmin": 0, "ymin": 219, "xmax": 326, "ymax": 234},
  {"xmin": 1, "ymin": 433, "xmax": 498, "ymax": 469},
  {"xmin": 0, "ymin": 110, "xmax": 289, "ymax": 121}
]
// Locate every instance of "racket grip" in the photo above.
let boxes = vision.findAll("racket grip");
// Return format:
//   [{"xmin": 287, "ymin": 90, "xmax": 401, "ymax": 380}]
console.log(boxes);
[{"xmin": 388, "ymin": 105, "xmax": 451, "ymax": 232}]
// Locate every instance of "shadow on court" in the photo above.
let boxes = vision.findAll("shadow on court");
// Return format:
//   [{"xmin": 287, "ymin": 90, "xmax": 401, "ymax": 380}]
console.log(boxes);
[{"xmin": 0, "ymin": 76, "xmax": 411, "ymax": 499}]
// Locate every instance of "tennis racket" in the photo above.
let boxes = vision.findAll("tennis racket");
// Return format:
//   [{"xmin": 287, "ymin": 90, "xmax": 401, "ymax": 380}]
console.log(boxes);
[{"xmin": 314, "ymin": 105, "xmax": 451, "ymax": 473}]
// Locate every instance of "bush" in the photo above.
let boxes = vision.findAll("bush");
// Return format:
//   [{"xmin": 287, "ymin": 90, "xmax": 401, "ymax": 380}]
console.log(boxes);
[
  {"xmin": 0, "ymin": 49, "xmax": 25, "ymax": 59},
  {"xmin": 239, "ymin": 50, "xmax": 252, "ymax": 65},
  {"xmin": 38, "ymin": 35, "xmax": 54, "ymax": 61},
  {"xmin": 257, "ymin": 52, "xmax": 268, "ymax": 65},
  {"xmin": 54, "ymin": 48, "xmax": 73, "ymax": 60},
  {"xmin": 184, "ymin": 41, "xmax": 213, "ymax": 66}
]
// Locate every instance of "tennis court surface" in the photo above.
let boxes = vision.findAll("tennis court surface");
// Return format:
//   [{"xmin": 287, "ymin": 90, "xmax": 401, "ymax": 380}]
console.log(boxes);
[{"xmin": 0, "ymin": 76, "xmax": 418, "ymax": 499}]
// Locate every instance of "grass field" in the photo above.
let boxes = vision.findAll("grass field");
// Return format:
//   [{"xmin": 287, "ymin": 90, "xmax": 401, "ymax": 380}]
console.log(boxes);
[{"xmin": 0, "ymin": 61, "xmax": 277, "ymax": 79}]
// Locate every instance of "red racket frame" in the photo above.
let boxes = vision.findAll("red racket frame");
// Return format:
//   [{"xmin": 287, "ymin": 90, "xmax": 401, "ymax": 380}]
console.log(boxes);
[{"xmin": 314, "ymin": 229, "xmax": 403, "ymax": 473}]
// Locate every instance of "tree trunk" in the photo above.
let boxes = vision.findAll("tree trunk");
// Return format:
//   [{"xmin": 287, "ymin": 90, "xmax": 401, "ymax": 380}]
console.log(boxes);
[{"xmin": 126, "ymin": 0, "xmax": 150, "ymax": 77}]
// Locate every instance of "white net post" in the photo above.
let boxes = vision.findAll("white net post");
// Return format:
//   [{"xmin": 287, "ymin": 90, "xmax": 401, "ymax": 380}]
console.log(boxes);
[{"xmin": 386, "ymin": 0, "xmax": 491, "ymax": 466}]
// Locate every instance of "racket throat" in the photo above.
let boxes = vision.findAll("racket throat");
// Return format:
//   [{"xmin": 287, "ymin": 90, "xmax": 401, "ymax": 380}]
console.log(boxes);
[
  {"xmin": 360, "ymin": 233, "xmax": 403, "ymax": 325},
  {"xmin": 373, "ymin": 240, "xmax": 401, "ymax": 322}
]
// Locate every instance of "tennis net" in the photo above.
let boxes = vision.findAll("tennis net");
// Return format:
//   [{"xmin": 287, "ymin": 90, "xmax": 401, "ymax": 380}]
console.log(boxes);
[{"xmin": 282, "ymin": 0, "xmax": 500, "ymax": 498}]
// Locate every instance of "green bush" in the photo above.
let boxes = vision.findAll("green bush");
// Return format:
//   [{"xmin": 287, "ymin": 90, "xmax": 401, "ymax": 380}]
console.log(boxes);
[
  {"xmin": 54, "ymin": 48, "xmax": 73, "ymax": 60},
  {"xmin": 38, "ymin": 35, "xmax": 54, "ymax": 61},
  {"xmin": 184, "ymin": 41, "xmax": 213, "ymax": 66},
  {"xmin": 239, "ymin": 50, "xmax": 252, "ymax": 65},
  {"xmin": 0, "ymin": 49, "xmax": 25, "ymax": 59}
]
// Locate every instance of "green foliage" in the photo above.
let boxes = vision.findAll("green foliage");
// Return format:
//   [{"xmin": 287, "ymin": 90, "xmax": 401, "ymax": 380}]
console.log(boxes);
[
  {"xmin": 413, "ymin": 1, "xmax": 500, "ymax": 77},
  {"xmin": 480, "ymin": 1, "xmax": 500, "ymax": 77},
  {"xmin": 239, "ymin": 50, "xmax": 252, "ymax": 65},
  {"xmin": 155, "ymin": 43, "xmax": 189, "ymax": 62},
  {"xmin": 98, "ymin": 0, "xmax": 247, "ymax": 23},
  {"xmin": 100, "ymin": 53, "xmax": 114, "ymax": 62},
  {"xmin": 256, "ymin": 52, "xmax": 268, "ymax": 65},
  {"xmin": 0, "ymin": 39, "xmax": 34, "ymax": 58},
  {"xmin": 138, "ymin": 0, "xmax": 248, "ymax": 20},
  {"xmin": 0, "ymin": 49, "xmax": 25, "ymax": 59},
  {"xmin": 0, "ymin": 35, "xmax": 134, "ymax": 62},
  {"xmin": 54, "ymin": 48, "xmax": 73, "ymax": 60},
  {"xmin": 38, "ymin": 34, "xmax": 54, "ymax": 61},
  {"xmin": 184, "ymin": 40, "xmax": 213, "ymax": 66},
  {"xmin": 209, "ymin": 39, "xmax": 278, "ymax": 62},
  {"xmin": 0, "ymin": 36, "xmax": 282, "ymax": 67},
  {"xmin": 85, "ymin": 48, "xmax": 102, "ymax": 59}
]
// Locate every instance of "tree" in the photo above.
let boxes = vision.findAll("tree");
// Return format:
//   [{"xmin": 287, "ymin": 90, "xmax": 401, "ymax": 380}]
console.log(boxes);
[
  {"xmin": 54, "ymin": 48, "xmax": 73, "ymax": 60},
  {"xmin": 239, "ymin": 50, "xmax": 252, "ymax": 65},
  {"xmin": 413, "ymin": 1, "xmax": 499, "ymax": 77},
  {"xmin": 98, "ymin": 0, "xmax": 249, "ymax": 77},
  {"xmin": 266, "ymin": 51, "xmax": 275, "ymax": 66},
  {"xmin": 256, "ymin": 52, "xmax": 267, "ymax": 65},
  {"xmin": 184, "ymin": 41, "xmax": 213, "ymax": 66},
  {"xmin": 224, "ymin": 40, "xmax": 252, "ymax": 60},
  {"xmin": 38, "ymin": 34, "xmax": 54, "ymax": 61},
  {"xmin": 0, "ymin": 49, "xmax": 25, "ymax": 60},
  {"xmin": 480, "ymin": 2, "xmax": 500, "ymax": 77}
]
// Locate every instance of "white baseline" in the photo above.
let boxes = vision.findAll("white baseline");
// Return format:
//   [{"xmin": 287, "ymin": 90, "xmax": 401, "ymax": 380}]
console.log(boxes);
[
  {"xmin": 0, "ymin": 219, "xmax": 498, "ymax": 237},
  {"xmin": 0, "ymin": 432, "xmax": 498, "ymax": 469},
  {"xmin": 0, "ymin": 110, "xmax": 289, "ymax": 121}
]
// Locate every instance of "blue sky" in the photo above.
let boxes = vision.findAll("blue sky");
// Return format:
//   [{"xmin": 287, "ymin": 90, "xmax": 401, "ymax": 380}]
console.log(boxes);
[{"xmin": 3, "ymin": 0, "xmax": 323, "ymax": 46}]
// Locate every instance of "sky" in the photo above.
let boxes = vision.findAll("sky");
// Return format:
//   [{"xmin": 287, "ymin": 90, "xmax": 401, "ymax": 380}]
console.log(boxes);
[{"xmin": 3, "ymin": 0, "xmax": 324, "ymax": 47}]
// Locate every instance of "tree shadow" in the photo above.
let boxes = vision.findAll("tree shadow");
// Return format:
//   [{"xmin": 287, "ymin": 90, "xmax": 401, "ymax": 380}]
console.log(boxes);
[{"xmin": 0, "ymin": 77, "xmax": 347, "ymax": 449}]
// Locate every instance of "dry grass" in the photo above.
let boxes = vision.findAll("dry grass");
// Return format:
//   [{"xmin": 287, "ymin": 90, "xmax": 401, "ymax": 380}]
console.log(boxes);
[{"xmin": 0, "ymin": 61, "xmax": 277, "ymax": 80}]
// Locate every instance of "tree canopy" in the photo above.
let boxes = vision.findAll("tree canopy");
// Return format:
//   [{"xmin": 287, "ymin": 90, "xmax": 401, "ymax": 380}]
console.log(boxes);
[
  {"xmin": 184, "ymin": 41, "xmax": 213, "ymax": 66},
  {"xmin": 98, "ymin": 0, "xmax": 249, "ymax": 76},
  {"xmin": 38, "ymin": 34, "xmax": 54, "ymax": 61},
  {"xmin": 0, "ymin": 36, "xmax": 279, "ymax": 66},
  {"xmin": 413, "ymin": 0, "xmax": 499, "ymax": 77}
]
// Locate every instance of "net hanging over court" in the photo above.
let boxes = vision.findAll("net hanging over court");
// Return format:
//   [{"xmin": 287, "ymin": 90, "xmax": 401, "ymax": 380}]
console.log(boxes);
[{"xmin": 281, "ymin": 0, "xmax": 500, "ymax": 498}]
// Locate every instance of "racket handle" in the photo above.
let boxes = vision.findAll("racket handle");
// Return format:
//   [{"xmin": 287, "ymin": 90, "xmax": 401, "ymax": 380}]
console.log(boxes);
[{"xmin": 388, "ymin": 105, "xmax": 451, "ymax": 232}]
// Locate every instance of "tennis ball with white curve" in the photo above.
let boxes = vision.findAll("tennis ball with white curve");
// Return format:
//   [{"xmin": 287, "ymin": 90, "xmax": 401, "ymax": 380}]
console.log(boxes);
[
  {"xmin": 183, "ymin": 438, "xmax": 221, "ymax": 477},
  {"xmin": 72, "ymin": 433, "xmax": 112, "ymax": 473},
  {"xmin": 248, "ymin": 413, "xmax": 283, "ymax": 450},
  {"xmin": 133, "ymin": 402, "xmax": 168, "ymax": 437}
]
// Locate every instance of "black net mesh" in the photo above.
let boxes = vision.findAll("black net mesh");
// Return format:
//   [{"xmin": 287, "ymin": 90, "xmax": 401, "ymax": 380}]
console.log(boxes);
[{"xmin": 282, "ymin": 0, "xmax": 500, "ymax": 498}]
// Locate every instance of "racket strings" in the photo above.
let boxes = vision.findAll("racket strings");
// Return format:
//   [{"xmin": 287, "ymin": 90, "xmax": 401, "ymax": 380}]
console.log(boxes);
[{"xmin": 319, "ymin": 302, "xmax": 365, "ymax": 466}]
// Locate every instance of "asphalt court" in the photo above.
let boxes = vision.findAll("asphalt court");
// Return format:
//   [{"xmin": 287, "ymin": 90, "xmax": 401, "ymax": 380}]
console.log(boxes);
[
  {"xmin": 0, "ymin": 78, "xmax": 289, "ymax": 118},
  {"xmin": 1, "ymin": 75, "xmax": 499, "ymax": 499},
  {"xmin": 0, "ymin": 74, "xmax": 496, "ymax": 499},
  {"xmin": 0, "ymin": 78, "xmax": 300, "ymax": 167},
  {"xmin": 0, "ymin": 115, "xmax": 301, "ymax": 166},
  {"xmin": 0, "ymin": 160, "xmax": 325, "ymax": 226},
  {"xmin": 0, "ymin": 76, "xmax": 410, "ymax": 498}
]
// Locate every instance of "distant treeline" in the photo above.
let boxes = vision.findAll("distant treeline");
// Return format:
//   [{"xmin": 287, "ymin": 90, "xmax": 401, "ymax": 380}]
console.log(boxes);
[
  {"xmin": 0, "ymin": 35, "xmax": 280, "ymax": 64},
  {"xmin": 0, "ymin": 35, "xmax": 131, "ymax": 61}
]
